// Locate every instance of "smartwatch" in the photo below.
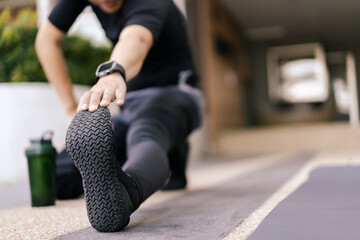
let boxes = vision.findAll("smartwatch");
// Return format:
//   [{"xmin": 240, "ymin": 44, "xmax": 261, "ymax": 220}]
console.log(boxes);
[{"xmin": 95, "ymin": 60, "xmax": 126, "ymax": 82}]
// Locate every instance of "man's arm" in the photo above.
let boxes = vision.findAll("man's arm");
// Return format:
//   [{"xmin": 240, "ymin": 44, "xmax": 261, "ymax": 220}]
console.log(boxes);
[
  {"xmin": 79, "ymin": 25, "xmax": 154, "ymax": 112},
  {"xmin": 35, "ymin": 20, "xmax": 78, "ymax": 121}
]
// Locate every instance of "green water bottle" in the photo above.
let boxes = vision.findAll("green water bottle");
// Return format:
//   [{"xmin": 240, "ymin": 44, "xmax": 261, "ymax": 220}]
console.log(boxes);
[{"xmin": 25, "ymin": 131, "xmax": 57, "ymax": 207}]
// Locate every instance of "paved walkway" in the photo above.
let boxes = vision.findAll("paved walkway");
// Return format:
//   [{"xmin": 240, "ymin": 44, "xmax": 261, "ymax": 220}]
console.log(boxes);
[{"xmin": 1, "ymin": 123, "xmax": 360, "ymax": 239}]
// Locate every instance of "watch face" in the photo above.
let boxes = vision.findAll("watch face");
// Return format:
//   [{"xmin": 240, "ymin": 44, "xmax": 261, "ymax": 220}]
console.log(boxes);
[
  {"xmin": 98, "ymin": 62, "xmax": 114, "ymax": 72},
  {"xmin": 96, "ymin": 61, "xmax": 125, "ymax": 80}
]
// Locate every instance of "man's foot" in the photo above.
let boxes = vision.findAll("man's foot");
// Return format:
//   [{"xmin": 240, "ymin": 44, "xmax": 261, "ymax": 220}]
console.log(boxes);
[
  {"xmin": 163, "ymin": 174, "xmax": 187, "ymax": 190},
  {"xmin": 65, "ymin": 107, "xmax": 134, "ymax": 232},
  {"xmin": 163, "ymin": 141, "xmax": 188, "ymax": 191}
]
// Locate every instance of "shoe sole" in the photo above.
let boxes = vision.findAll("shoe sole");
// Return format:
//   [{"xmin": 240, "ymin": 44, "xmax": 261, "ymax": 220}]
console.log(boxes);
[{"xmin": 65, "ymin": 107, "xmax": 133, "ymax": 232}]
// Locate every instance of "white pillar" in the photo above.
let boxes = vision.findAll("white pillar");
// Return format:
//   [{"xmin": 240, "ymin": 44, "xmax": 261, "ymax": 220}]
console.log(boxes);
[
  {"xmin": 347, "ymin": 52, "xmax": 359, "ymax": 127},
  {"xmin": 36, "ymin": 0, "xmax": 57, "ymax": 27}
]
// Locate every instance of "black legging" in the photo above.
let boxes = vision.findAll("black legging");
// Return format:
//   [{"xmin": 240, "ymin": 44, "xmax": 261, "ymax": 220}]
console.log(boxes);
[{"xmin": 56, "ymin": 86, "xmax": 202, "ymax": 206}]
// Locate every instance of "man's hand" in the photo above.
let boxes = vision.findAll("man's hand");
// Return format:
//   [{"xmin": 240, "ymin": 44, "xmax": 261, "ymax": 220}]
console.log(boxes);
[
  {"xmin": 78, "ymin": 72, "xmax": 126, "ymax": 112},
  {"xmin": 78, "ymin": 24, "xmax": 153, "ymax": 113}
]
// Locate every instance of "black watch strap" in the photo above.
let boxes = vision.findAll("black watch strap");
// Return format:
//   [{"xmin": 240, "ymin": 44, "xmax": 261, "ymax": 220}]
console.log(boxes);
[
  {"xmin": 95, "ymin": 60, "xmax": 126, "ymax": 82},
  {"xmin": 113, "ymin": 63, "xmax": 126, "ymax": 82}
]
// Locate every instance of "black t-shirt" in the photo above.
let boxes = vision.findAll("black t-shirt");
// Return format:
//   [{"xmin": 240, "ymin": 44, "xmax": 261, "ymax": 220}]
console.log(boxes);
[{"xmin": 48, "ymin": 0, "xmax": 197, "ymax": 91}]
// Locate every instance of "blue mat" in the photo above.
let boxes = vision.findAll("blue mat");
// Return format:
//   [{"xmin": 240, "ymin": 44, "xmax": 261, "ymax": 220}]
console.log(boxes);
[{"xmin": 248, "ymin": 166, "xmax": 360, "ymax": 240}]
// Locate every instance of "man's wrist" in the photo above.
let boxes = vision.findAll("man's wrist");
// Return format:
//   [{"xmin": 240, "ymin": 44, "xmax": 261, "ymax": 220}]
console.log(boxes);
[{"xmin": 97, "ymin": 72, "xmax": 126, "ymax": 86}]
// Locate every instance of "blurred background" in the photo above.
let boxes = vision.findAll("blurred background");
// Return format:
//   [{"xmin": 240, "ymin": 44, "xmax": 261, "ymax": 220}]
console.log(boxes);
[{"xmin": 0, "ymin": 0, "xmax": 360, "ymax": 205}]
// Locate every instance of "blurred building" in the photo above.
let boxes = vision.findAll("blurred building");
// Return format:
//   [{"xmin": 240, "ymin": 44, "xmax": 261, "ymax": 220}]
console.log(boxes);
[
  {"xmin": 186, "ymin": 0, "xmax": 360, "ymax": 147},
  {"xmin": 1, "ymin": 0, "xmax": 359, "ymax": 152}
]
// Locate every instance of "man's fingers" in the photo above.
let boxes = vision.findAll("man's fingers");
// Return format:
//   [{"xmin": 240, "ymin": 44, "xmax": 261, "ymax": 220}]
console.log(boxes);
[
  {"xmin": 100, "ymin": 89, "xmax": 115, "ymax": 107},
  {"xmin": 115, "ymin": 89, "xmax": 125, "ymax": 106},
  {"xmin": 80, "ymin": 74, "xmax": 126, "ymax": 112},
  {"xmin": 88, "ymin": 91, "xmax": 102, "ymax": 112},
  {"xmin": 78, "ymin": 90, "xmax": 91, "ymax": 111}
]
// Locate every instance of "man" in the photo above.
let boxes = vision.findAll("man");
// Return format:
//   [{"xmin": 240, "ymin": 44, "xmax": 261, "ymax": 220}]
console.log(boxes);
[{"xmin": 35, "ymin": 0, "xmax": 203, "ymax": 232}]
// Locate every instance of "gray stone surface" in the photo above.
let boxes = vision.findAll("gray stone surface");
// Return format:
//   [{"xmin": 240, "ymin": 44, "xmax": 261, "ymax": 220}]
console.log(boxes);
[
  {"xmin": 56, "ymin": 153, "xmax": 313, "ymax": 240},
  {"xmin": 248, "ymin": 166, "xmax": 360, "ymax": 240}
]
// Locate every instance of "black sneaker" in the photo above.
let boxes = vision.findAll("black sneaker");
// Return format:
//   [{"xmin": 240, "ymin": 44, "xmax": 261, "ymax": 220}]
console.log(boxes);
[
  {"xmin": 66, "ymin": 107, "xmax": 134, "ymax": 232},
  {"xmin": 162, "ymin": 141, "xmax": 188, "ymax": 190}
]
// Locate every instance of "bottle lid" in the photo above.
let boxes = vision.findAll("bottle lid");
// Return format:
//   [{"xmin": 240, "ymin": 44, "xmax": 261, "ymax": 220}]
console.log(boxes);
[{"xmin": 25, "ymin": 131, "xmax": 57, "ymax": 157}]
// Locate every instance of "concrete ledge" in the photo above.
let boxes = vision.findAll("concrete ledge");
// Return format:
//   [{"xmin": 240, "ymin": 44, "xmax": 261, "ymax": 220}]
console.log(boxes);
[
  {"xmin": 217, "ymin": 123, "xmax": 359, "ymax": 156},
  {"xmin": 0, "ymin": 0, "xmax": 35, "ymax": 9}
]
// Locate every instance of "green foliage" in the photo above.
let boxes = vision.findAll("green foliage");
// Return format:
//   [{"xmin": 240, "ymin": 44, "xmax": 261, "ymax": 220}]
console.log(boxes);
[
  {"xmin": 0, "ymin": 8, "xmax": 111, "ymax": 86},
  {"xmin": 61, "ymin": 35, "xmax": 112, "ymax": 86}
]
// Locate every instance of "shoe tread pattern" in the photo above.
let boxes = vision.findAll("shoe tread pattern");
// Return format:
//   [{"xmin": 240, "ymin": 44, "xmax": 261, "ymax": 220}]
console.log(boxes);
[{"xmin": 65, "ymin": 107, "xmax": 130, "ymax": 232}]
